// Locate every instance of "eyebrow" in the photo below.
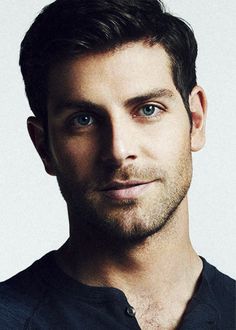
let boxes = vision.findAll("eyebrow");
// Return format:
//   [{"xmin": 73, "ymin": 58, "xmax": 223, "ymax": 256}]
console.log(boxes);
[
  {"xmin": 52, "ymin": 100, "xmax": 105, "ymax": 115},
  {"xmin": 53, "ymin": 88, "xmax": 175, "ymax": 115},
  {"xmin": 124, "ymin": 88, "xmax": 175, "ymax": 108}
]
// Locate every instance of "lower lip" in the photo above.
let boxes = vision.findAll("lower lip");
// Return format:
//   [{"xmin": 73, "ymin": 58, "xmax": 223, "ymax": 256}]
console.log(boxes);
[{"xmin": 102, "ymin": 182, "xmax": 156, "ymax": 200}]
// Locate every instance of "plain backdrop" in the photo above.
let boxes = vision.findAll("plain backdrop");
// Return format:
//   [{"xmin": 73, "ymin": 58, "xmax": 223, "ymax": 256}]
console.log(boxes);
[{"xmin": 1, "ymin": 1, "xmax": 235, "ymax": 281}]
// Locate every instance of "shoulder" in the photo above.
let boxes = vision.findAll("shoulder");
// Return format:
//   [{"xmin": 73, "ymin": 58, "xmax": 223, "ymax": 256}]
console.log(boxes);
[
  {"xmin": 0, "ymin": 253, "xmax": 53, "ymax": 328},
  {"xmin": 203, "ymin": 258, "xmax": 235, "ymax": 301},
  {"xmin": 201, "ymin": 258, "xmax": 235, "ymax": 327}
]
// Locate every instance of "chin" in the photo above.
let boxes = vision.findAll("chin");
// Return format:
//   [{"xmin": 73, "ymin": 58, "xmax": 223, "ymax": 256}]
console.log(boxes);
[{"xmin": 82, "ymin": 203, "xmax": 174, "ymax": 245}]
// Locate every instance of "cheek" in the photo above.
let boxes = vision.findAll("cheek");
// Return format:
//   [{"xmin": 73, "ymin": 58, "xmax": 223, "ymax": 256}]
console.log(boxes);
[
  {"xmin": 49, "ymin": 136, "xmax": 99, "ymax": 177},
  {"xmin": 142, "ymin": 119, "xmax": 191, "ymax": 163}
]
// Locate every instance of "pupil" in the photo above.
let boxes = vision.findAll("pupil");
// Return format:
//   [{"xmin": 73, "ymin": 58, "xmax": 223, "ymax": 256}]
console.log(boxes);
[
  {"xmin": 79, "ymin": 115, "xmax": 90, "ymax": 125},
  {"xmin": 144, "ymin": 105, "xmax": 155, "ymax": 115}
]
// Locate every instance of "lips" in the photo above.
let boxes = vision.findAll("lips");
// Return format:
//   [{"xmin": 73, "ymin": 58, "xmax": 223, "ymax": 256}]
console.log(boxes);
[{"xmin": 100, "ymin": 180, "xmax": 156, "ymax": 200}]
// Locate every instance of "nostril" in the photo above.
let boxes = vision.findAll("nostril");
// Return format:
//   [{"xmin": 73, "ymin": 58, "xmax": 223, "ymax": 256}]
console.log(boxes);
[{"xmin": 100, "ymin": 153, "xmax": 137, "ymax": 171}]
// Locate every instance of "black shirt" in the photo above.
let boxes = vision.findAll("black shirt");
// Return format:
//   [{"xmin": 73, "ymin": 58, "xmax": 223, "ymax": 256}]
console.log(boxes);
[{"xmin": 0, "ymin": 251, "xmax": 235, "ymax": 329}]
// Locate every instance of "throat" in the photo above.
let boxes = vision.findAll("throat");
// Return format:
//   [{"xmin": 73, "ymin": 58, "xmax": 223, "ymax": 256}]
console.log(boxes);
[{"xmin": 55, "ymin": 238, "xmax": 203, "ymax": 329}]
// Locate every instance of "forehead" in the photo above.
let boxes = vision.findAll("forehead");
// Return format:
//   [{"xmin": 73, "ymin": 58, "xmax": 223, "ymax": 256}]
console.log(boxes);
[{"xmin": 48, "ymin": 41, "xmax": 177, "ymax": 105}]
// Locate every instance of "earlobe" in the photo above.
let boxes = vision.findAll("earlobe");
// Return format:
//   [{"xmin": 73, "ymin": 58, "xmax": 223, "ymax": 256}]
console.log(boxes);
[
  {"xmin": 189, "ymin": 86, "xmax": 207, "ymax": 152},
  {"xmin": 27, "ymin": 116, "xmax": 56, "ymax": 176}
]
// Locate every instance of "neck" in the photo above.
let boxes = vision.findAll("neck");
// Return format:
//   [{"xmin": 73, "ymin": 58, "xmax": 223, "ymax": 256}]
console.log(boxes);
[{"xmin": 55, "ymin": 196, "xmax": 202, "ymax": 301}]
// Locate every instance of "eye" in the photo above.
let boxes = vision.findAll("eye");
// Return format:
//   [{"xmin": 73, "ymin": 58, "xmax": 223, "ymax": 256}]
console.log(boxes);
[
  {"xmin": 137, "ymin": 104, "xmax": 163, "ymax": 117},
  {"xmin": 70, "ymin": 114, "xmax": 95, "ymax": 127}
]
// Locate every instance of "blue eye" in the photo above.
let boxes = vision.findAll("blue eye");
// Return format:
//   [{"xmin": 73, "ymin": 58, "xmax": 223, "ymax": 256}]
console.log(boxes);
[
  {"xmin": 139, "ymin": 105, "xmax": 161, "ymax": 117},
  {"xmin": 71, "ymin": 114, "xmax": 94, "ymax": 127}
]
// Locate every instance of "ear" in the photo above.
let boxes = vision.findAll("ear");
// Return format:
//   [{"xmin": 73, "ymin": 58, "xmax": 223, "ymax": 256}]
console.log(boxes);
[
  {"xmin": 27, "ymin": 116, "xmax": 56, "ymax": 176},
  {"xmin": 189, "ymin": 86, "xmax": 207, "ymax": 152}
]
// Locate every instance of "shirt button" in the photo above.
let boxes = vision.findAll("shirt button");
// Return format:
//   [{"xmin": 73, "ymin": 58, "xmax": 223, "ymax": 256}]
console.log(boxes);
[{"xmin": 126, "ymin": 306, "xmax": 136, "ymax": 317}]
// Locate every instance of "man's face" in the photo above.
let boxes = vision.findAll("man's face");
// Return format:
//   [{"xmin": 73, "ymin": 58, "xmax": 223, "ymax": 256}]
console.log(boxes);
[{"xmin": 45, "ymin": 42, "xmax": 196, "ymax": 242}]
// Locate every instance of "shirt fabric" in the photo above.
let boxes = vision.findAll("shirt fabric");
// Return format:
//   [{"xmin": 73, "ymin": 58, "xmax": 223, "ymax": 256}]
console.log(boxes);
[{"xmin": 0, "ymin": 251, "xmax": 235, "ymax": 329}]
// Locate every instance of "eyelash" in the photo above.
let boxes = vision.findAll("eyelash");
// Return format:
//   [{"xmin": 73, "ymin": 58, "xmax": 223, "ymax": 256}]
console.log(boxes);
[
  {"xmin": 69, "ymin": 113, "xmax": 95, "ymax": 128},
  {"xmin": 134, "ymin": 104, "xmax": 164, "ymax": 118},
  {"xmin": 67, "ymin": 103, "xmax": 165, "ymax": 129}
]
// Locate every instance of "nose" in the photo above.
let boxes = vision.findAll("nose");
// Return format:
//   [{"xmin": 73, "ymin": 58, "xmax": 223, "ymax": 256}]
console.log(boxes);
[{"xmin": 100, "ymin": 116, "xmax": 138, "ymax": 168}]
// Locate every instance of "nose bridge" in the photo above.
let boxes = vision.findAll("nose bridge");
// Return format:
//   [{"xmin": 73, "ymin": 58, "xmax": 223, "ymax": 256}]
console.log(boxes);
[
  {"xmin": 103, "ymin": 110, "xmax": 137, "ymax": 164},
  {"xmin": 112, "ymin": 115, "xmax": 129, "ymax": 157}
]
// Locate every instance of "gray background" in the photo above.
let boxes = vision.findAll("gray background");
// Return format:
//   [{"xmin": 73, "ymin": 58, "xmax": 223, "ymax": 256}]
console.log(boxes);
[{"xmin": 1, "ymin": 1, "xmax": 235, "ymax": 280}]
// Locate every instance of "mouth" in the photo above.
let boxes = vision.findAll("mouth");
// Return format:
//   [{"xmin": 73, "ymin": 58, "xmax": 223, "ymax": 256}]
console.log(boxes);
[{"xmin": 100, "ymin": 180, "xmax": 157, "ymax": 200}]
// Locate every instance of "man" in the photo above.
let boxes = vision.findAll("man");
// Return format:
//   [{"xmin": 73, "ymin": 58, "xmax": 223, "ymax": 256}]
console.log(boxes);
[{"xmin": 0, "ymin": 0, "xmax": 235, "ymax": 328}]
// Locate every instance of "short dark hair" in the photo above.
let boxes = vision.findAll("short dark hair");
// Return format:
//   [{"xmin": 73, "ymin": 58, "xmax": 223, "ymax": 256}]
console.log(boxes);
[{"xmin": 20, "ymin": 0, "xmax": 198, "ymax": 123}]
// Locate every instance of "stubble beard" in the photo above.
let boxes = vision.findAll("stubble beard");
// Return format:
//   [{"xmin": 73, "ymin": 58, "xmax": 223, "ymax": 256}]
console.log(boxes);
[{"xmin": 55, "ymin": 149, "xmax": 193, "ymax": 245}]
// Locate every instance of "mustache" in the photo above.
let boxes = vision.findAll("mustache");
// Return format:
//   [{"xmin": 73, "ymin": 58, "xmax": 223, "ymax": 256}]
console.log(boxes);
[
  {"xmin": 97, "ymin": 164, "xmax": 165, "ymax": 184},
  {"xmin": 55, "ymin": 163, "xmax": 165, "ymax": 198}
]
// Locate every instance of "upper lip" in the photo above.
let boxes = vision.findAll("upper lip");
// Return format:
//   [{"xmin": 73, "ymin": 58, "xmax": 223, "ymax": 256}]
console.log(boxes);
[{"xmin": 100, "ymin": 180, "xmax": 155, "ymax": 191}]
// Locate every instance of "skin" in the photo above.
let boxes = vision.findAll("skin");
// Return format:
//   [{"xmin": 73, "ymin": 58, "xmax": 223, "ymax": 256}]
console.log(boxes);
[{"xmin": 28, "ymin": 41, "xmax": 207, "ymax": 329}]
